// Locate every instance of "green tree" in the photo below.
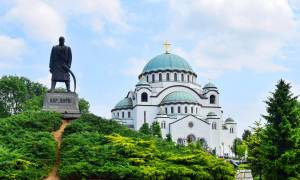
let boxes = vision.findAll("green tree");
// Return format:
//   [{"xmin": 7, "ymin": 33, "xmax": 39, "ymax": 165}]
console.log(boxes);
[
  {"xmin": 22, "ymin": 95, "xmax": 44, "ymax": 112},
  {"xmin": 246, "ymin": 120, "xmax": 265, "ymax": 179},
  {"xmin": 0, "ymin": 76, "xmax": 46, "ymax": 117},
  {"xmin": 151, "ymin": 121, "xmax": 162, "ymax": 138},
  {"xmin": 79, "ymin": 98, "xmax": 90, "ymax": 113},
  {"xmin": 139, "ymin": 123, "xmax": 151, "ymax": 135},
  {"xmin": 242, "ymin": 129, "xmax": 251, "ymax": 141},
  {"xmin": 196, "ymin": 138, "xmax": 208, "ymax": 151},
  {"xmin": 166, "ymin": 133, "xmax": 172, "ymax": 142},
  {"xmin": 231, "ymin": 138, "xmax": 243, "ymax": 158},
  {"xmin": 0, "ymin": 103, "xmax": 9, "ymax": 118},
  {"xmin": 261, "ymin": 79, "xmax": 300, "ymax": 179}
]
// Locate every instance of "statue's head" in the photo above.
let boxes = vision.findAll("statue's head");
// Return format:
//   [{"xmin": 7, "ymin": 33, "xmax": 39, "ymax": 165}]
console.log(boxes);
[{"xmin": 59, "ymin": 36, "xmax": 65, "ymax": 45}]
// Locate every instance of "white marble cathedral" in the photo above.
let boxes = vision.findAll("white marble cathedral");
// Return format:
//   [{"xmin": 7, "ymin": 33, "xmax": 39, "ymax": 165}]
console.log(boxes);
[{"xmin": 111, "ymin": 43, "xmax": 237, "ymax": 157}]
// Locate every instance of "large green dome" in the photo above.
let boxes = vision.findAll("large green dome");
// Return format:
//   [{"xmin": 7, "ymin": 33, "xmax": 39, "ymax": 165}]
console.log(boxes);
[
  {"xmin": 142, "ymin": 53, "xmax": 195, "ymax": 74},
  {"xmin": 160, "ymin": 91, "xmax": 198, "ymax": 105},
  {"xmin": 114, "ymin": 98, "xmax": 133, "ymax": 109}
]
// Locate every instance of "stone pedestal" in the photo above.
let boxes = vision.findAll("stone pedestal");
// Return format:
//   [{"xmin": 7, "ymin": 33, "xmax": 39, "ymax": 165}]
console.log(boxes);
[{"xmin": 43, "ymin": 92, "xmax": 81, "ymax": 119}]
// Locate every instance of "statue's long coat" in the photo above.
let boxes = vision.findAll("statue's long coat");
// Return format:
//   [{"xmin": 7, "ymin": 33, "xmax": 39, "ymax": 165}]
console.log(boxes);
[{"xmin": 49, "ymin": 45, "xmax": 72, "ymax": 82}]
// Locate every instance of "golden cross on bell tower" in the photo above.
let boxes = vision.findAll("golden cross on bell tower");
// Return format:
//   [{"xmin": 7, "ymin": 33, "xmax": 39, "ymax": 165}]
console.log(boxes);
[{"xmin": 163, "ymin": 41, "xmax": 171, "ymax": 54}]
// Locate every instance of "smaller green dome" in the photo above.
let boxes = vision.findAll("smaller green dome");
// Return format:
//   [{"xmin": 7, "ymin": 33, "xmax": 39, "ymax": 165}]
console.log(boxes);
[
  {"xmin": 114, "ymin": 98, "xmax": 133, "ymax": 109},
  {"xmin": 142, "ymin": 53, "xmax": 195, "ymax": 74},
  {"xmin": 203, "ymin": 82, "xmax": 217, "ymax": 89},
  {"xmin": 225, "ymin": 118, "xmax": 235, "ymax": 123},
  {"xmin": 136, "ymin": 79, "xmax": 150, "ymax": 86},
  {"xmin": 161, "ymin": 91, "xmax": 198, "ymax": 105},
  {"xmin": 207, "ymin": 112, "xmax": 217, "ymax": 116}
]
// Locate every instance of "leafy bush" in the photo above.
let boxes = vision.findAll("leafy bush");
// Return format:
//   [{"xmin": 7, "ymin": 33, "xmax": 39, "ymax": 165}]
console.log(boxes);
[
  {"xmin": 63, "ymin": 113, "xmax": 142, "ymax": 138},
  {"xmin": 0, "ymin": 111, "xmax": 61, "ymax": 179},
  {"xmin": 59, "ymin": 114, "xmax": 235, "ymax": 179}
]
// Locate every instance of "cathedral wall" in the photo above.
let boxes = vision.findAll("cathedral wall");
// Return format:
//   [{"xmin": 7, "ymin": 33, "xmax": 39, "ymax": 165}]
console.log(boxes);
[
  {"xmin": 170, "ymin": 116, "xmax": 211, "ymax": 145},
  {"xmin": 220, "ymin": 123, "xmax": 237, "ymax": 157}
]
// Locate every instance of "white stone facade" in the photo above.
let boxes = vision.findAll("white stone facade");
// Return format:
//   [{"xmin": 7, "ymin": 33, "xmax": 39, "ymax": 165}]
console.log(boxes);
[{"xmin": 111, "ymin": 52, "xmax": 237, "ymax": 157}]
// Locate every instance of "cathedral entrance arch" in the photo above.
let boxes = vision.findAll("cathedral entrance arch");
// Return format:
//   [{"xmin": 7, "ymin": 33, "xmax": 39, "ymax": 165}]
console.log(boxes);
[{"xmin": 187, "ymin": 134, "xmax": 196, "ymax": 143}]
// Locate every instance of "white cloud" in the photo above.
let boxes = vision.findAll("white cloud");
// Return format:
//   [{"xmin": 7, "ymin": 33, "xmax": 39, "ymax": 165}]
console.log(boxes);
[
  {"xmin": 165, "ymin": 0, "xmax": 298, "ymax": 78},
  {"xmin": 122, "ymin": 58, "xmax": 147, "ymax": 76},
  {"xmin": 5, "ymin": 0, "xmax": 65, "ymax": 43},
  {"xmin": 0, "ymin": 35, "xmax": 26, "ymax": 69},
  {"xmin": 46, "ymin": 0, "xmax": 129, "ymax": 32},
  {"xmin": 2, "ymin": 0, "xmax": 128, "ymax": 43}
]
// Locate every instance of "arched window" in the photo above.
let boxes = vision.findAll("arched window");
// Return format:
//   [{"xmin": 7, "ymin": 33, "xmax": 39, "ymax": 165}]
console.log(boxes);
[
  {"xmin": 161, "ymin": 121, "xmax": 166, "ymax": 129},
  {"xmin": 146, "ymin": 75, "xmax": 149, "ymax": 82},
  {"xmin": 166, "ymin": 73, "xmax": 170, "ymax": 81},
  {"xmin": 159, "ymin": 73, "xmax": 162, "ymax": 82},
  {"xmin": 174, "ymin": 73, "xmax": 177, "ymax": 81},
  {"xmin": 187, "ymin": 134, "xmax": 196, "ymax": 143},
  {"xmin": 165, "ymin": 107, "xmax": 168, "ymax": 114},
  {"xmin": 122, "ymin": 112, "xmax": 124, "ymax": 118},
  {"xmin": 178, "ymin": 106, "xmax": 181, "ymax": 113},
  {"xmin": 171, "ymin": 107, "xmax": 174, "ymax": 114},
  {"xmin": 141, "ymin": 92, "xmax": 148, "ymax": 102},
  {"xmin": 212, "ymin": 122, "xmax": 217, "ymax": 130},
  {"xmin": 128, "ymin": 111, "xmax": 131, "ymax": 118},
  {"xmin": 210, "ymin": 95, "xmax": 216, "ymax": 104},
  {"xmin": 196, "ymin": 107, "xmax": 198, "ymax": 114},
  {"xmin": 185, "ymin": 106, "xmax": 188, "ymax": 113},
  {"xmin": 117, "ymin": 112, "xmax": 119, "ymax": 117},
  {"xmin": 152, "ymin": 74, "xmax": 155, "ymax": 82},
  {"xmin": 230, "ymin": 127, "xmax": 234, "ymax": 133},
  {"xmin": 181, "ymin": 74, "xmax": 184, "ymax": 81},
  {"xmin": 191, "ymin": 107, "xmax": 194, "ymax": 113},
  {"xmin": 177, "ymin": 138, "xmax": 183, "ymax": 145},
  {"xmin": 187, "ymin": 75, "xmax": 190, "ymax": 82}
]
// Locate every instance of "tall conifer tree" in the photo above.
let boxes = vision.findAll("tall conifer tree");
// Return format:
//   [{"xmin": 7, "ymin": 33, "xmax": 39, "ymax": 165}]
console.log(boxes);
[{"xmin": 261, "ymin": 79, "xmax": 300, "ymax": 179}]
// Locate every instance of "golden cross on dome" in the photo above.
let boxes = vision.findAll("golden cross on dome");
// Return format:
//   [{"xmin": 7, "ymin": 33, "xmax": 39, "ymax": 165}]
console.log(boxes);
[{"xmin": 163, "ymin": 41, "xmax": 171, "ymax": 54}]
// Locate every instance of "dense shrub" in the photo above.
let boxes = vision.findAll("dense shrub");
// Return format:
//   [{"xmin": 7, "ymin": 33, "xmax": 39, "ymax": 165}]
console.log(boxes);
[
  {"xmin": 59, "ymin": 114, "xmax": 235, "ymax": 179},
  {"xmin": 63, "ymin": 113, "xmax": 142, "ymax": 138},
  {"xmin": 0, "ymin": 111, "xmax": 61, "ymax": 179}
]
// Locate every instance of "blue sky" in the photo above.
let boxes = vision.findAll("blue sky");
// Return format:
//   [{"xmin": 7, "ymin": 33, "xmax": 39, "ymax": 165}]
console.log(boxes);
[{"xmin": 1, "ymin": 0, "xmax": 300, "ymax": 137}]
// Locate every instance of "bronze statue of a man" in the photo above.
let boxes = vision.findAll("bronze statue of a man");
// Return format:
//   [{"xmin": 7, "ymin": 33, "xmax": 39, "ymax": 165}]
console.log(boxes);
[{"xmin": 49, "ymin": 36, "xmax": 72, "ymax": 92}]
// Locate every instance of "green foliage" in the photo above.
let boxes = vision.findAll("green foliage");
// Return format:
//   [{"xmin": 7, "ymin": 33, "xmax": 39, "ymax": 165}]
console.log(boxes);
[
  {"xmin": 238, "ymin": 163, "xmax": 250, "ymax": 170},
  {"xmin": 78, "ymin": 98, "xmax": 90, "ymax": 113},
  {"xmin": 151, "ymin": 121, "xmax": 162, "ymax": 138},
  {"xmin": 0, "ymin": 75, "xmax": 47, "ymax": 117},
  {"xmin": 63, "ymin": 113, "xmax": 141, "ymax": 138},
  {"xmin": 59, "ymin": 114, "xmax": 235, "ymax": 179},
  {"xmin": 22, "ymin": 95, "xmax": 44, "ymax": 112},
  {"xmin": 0, "ymin": 111, "xmax": 61, "ymax": 179},
  {"xmin": 231, "ymin": 138, "xmax": 246, "ymax": 158},
  {"xmin": 246, "ymin": 120, "xmax": 265, "ymax": 179},
  {"xmin": 166, "ymin": 133, "xmax": 172, "ymax": 142},
  {"xmin": 242, "ymin": 129, "xmax": 251, "ymax": 141},
  {"xmin": 139, "ymin": 122, "xmax": 151, "ymax": 135},
  {"xmin": 247, "ymin": 80, "xmax": 300, "ymax": 179}
]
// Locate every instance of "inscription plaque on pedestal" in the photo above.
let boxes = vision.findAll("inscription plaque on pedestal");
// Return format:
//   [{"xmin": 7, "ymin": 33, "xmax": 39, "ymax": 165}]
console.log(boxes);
[{"xmin": 43, "ymin": 92, "xmax": 81, "ymax": 119}]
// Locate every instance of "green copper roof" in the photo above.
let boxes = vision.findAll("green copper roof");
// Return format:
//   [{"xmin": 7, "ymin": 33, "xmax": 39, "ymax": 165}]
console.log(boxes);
[
  {"xmin": 136, "ymin": 79, "xmax": 150, "ymax": 86},
  {"xmin": 207, "ymin": 112, "xmax": 217, "ymax": 116},
  {"xmin": 142, "ymin": 53, "xmax": 195, "ymax": 74},
  {"xmin": 161, "ymin": 91, "xmax": 198, "ymax": 105},
  {"xmin": 203, "ymin": 82, "xmax": 217, "ymax": 89},
  {"xmin": 225, "ymin": 118, "xmax": 235, "ymax": 122},
  {"xmin": 114, "ymin": 98, "xmax": 133, "ymax": 109}
]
